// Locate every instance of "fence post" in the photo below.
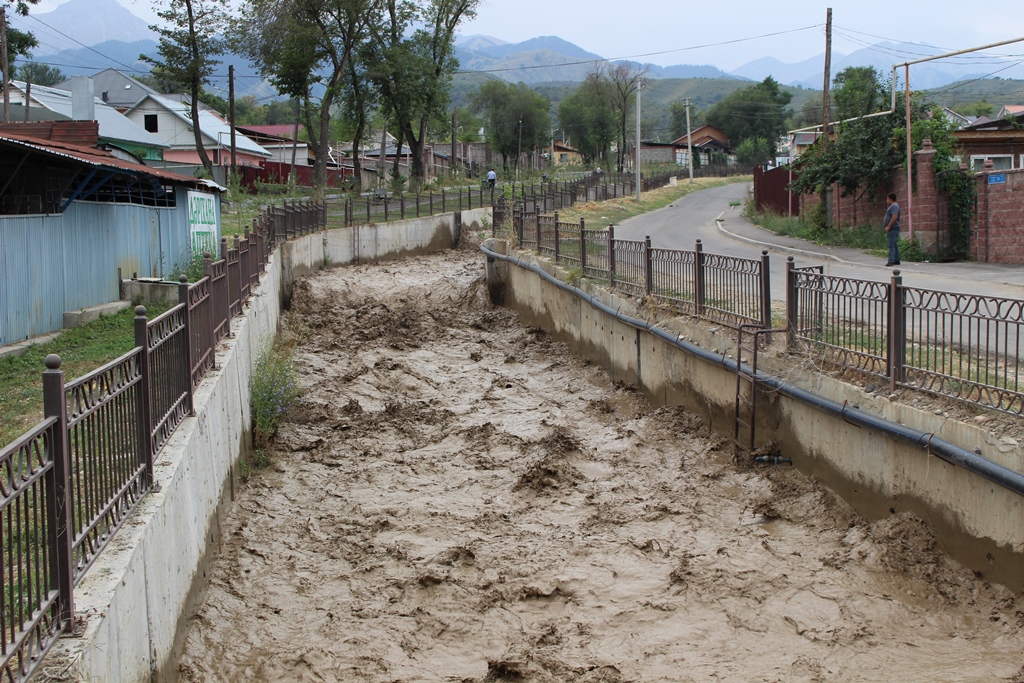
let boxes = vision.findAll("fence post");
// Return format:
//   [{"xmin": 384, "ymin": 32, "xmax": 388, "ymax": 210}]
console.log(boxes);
[
  {"xmin": 400, "ymin": 194, "xmax": 405, "ymax": 220},
  {"xmin": 889, "ymin": 269, "xmax": 905, "ymax": 392},
  {"xmin": 536, "ymin": 209, "xmax": 542, "ymax": 249},
  {"xmin": 416, "ymin": 192, "xmax": 421, "ymax": 218},
  {"xmin": 42, "ymin": 354, "xmax": 74, "ymax": 630},
  {"xmin": 644, "ymin": 236, "xmax": 653, "ymax": 296},
  {"xmin": 694, "ymin": 239, "xmax": 705, "ymax": 317},
  {"xmin": 554, "ymin": 211, "xmax": 560, "ymax": 262},
  {"xmin": 785, "ymin": 257, "xmax": 797, "ymax": 347},
  {"xmin": 609, "ymin": 225, "xmax": 616, "ymax": 289},
  {"xmin": 133, "ymin": 306, "xmax": 154, "ymax": 487},
  {"xmin": 442, "ymin": 188, "xmax": 446, "ymax": 214},
  {"xmin": 233, "ymin": 234, "xmax": 244, "ymax": 309},
  {"xmin": 203, "ymin": 253, "xmax": 217, "ymax": 367},
  {"xmin": 579, "ymin": 217, "xmax": 587, "ymax": 272},
  {"xmin": 178, "ymin": 276, "xmax": 196, "ymax": 414},
  {"xmin": 760, "ymin": 250, "xmax": 771, "ymax": 329}
]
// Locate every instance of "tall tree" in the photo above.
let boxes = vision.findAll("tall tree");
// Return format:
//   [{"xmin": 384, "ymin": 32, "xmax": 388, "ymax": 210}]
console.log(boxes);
[
  {"xmin": 16, "ymin": 61, "xmax": 63, "ymax": 86},
  {"xmin": 234, "ymin": 0, "xmax": 374, "ymax": 189},
  {"xmin": 706, "ymin": 76, "xmax": 792, "ymax": 147},
  {"xmin": 832, "ymin": 66, "xmax": 888, "ymax": 120},
  {"xmin": 608, "ymin": 63, "xmax": 645, "ymax": 172},
  {"xmin": 2, "ymin": 0, "xmax": 41, "ymax": 121},
  {"xmin": 471, "ymin": 79, "xmax": 550, "ymax": 170},
  {"xmin": 559, "ymin": 69, "xmax": 615, "ymax": 165},
  {"xmin": 368, "ymin": 0, "xmax": 478, "ymax": 186},
  {"xmin": 141, "ymin": 0, "xmax": 230, "ymax": 175}
]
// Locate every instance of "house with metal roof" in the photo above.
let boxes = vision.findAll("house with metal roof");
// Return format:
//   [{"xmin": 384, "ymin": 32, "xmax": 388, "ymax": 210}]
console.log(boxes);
[
  {"xmin": 954, "ymin": 110, "xmax": 1024, "ymax": 172},
  {"xmin": 123, "ymin": 93, "xmax": 271, "ymax": 168},
  {"xmin": 670, "ymin": 125, "xmax": 736, "ymax": 166},
  {"xmin": 0, "ymin": 120, "xmax": 223, "ymax": 346},
  {"xmin": 7, "ymin": 78, "xmax": 168, "ymax": 162}
]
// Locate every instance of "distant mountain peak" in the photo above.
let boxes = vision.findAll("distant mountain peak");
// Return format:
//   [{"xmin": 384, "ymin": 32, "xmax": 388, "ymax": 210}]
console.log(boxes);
[{"xmin": 15, "ymin": 0, "xmax": 155, "ymax": 56}]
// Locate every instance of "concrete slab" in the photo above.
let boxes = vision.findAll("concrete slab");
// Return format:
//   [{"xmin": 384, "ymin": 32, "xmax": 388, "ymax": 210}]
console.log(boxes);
[{"xmin": 63, "ymin": 300, "xmax": 132, "ymax": 329}]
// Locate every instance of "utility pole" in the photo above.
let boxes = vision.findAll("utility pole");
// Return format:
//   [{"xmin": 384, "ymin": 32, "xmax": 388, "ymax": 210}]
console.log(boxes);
[
  {"xmin": 1, "ymin": 7, "xmax": 10, "ymax": 123},
  {"xmin": 228, "ymin": 65, "xmax": 237, "ymax": 175},
  {"xmin": 635, "ymin": 81, "xmax": 642, "ymax": 202},
  {"xmin": 821, "ymin": 7, "xmax": 832, "ymax": 152},
  {"xmin": 685, "ymin": 97, "xmax": 694, "ymax": 183}
]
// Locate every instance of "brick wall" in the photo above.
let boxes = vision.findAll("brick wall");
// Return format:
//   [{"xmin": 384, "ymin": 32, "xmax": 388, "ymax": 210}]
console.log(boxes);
[{"xmin": 973, "ymin": 167, "xmax": 1024, "ymax": 263}]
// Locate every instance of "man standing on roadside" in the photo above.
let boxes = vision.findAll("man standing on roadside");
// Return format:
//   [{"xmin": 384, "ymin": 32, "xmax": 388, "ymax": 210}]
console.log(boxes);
[{"xmin": 884, "ymin": 192, "xmax": 901, "ymax": 267}]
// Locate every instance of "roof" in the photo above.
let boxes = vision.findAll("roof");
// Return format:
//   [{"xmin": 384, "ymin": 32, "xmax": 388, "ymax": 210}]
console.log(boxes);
[
  {"xmin": 124, "ymin": 94, "xmax": 271, "ymax": 157},
  {"xmin": 670, "ymin": 125, "xmax": 729, "ymax": 148},
  {"xmin": 0, "ymin": 132, "xmax": 223, "ymax": 192},
  {"xmin": 998, "ymin": 104, "xmax": 1024, "ymax": 116},
  {"xmin": 11, "ymin": 81, "xmax": 167, "ymax": 150},
  {"xmin": 54, "ymin": 68, "xmax": 158, "ymax": 109},
  {"xmin": 237, "ymin": 124, "xmax": 305, "ymax": 140}
]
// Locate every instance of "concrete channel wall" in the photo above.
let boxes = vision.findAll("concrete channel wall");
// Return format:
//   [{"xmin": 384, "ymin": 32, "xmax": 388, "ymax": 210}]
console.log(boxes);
[
  {"xmin": 51, "ymin": 208, "xmax": 489, "ymax": 682},
  {"xmin": 484, "ymin": 240, "xmax": 1024, "ymax": 592}
]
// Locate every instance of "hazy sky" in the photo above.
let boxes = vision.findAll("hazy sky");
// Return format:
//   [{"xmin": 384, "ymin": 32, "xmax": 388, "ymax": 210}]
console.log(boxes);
[{"xmin": 26, "ymin": 0, "xmax": 1024, "ymax": 72}]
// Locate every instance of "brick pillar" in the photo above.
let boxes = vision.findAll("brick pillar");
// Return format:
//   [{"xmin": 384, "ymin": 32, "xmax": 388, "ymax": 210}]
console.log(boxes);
[{"xmin": 912, "ymin": 138, "xmax": 937, "ymax": 250}]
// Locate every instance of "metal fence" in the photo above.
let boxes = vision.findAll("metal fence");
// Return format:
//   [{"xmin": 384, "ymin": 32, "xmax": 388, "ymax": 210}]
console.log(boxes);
[{"xmin": 0, "ymin": 196, "xmax": 290, "ymax": 682}]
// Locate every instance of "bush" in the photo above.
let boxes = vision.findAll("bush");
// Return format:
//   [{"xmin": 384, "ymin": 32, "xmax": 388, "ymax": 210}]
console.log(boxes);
[{"xmin": 250, "ymin": 339, "xmax": 300, "ymax": 453}]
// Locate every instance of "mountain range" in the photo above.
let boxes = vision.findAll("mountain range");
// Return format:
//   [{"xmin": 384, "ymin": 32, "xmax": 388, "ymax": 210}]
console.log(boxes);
[{"xmin": 12, "ymin": 0, "xmax": 1024, "ymax": 98}]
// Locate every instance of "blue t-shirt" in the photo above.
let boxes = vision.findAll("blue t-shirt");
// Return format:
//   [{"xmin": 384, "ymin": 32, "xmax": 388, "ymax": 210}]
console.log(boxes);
[{"xmin": 884, "ymin": 202, "xmax": 901, "ymax": 231}]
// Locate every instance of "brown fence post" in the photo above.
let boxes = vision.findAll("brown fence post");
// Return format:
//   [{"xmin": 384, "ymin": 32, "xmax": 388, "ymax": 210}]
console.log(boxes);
[
  {"xmin": 889, "ymin": 269, "xmax": 905, "ymax": 391},
  {"xmin": 608, "ymin": 225, "xmax": 616, "ymax": 289},
  {"xmin": 133, "ymin": 307, "xmax": 154, "ymax": 486},
  {"xmin": 554, "ymin": 212, "xmax": 560, "ymax": 262},
  {"xmin": 203, "ymin": 252, "xmax": 217, "ymax": 368},
  {"xmin": 644, "ymin": 236, "xmax": 653, "ymax": 296},
  {"xmin": 760, "ymin": 250, "xmax": 772, "ymax": 329},
  {"xmin": 42, "ymin": 354, "xmax": 74, "ymax": 630},
  {"xmin": 178, "ymin": 275, "xmax": 196, "ymax": 414},
  {"xmin": 579, "ymin": 217, "xmax": 587, "ymax": 271},
  {"xmin": 785, "ymin": 256, "xmax": 797, "ymax": 347},
  {"xmin": 694, "ymin": 239, "xmax": 706, "ymax": 317}
]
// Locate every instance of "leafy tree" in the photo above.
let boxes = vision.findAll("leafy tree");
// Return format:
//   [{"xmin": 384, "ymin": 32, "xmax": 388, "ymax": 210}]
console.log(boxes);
[
  {"xmin": 608, "ymin": 63, "xmax": 645, "ymax": 172},
  {"xmin": 141, "ymin": 0, "xmax": 231, "ymax": 174},
  {"xmin": 471, "ymin": 79, "xmax": 550, "ymax": 170},
  {"xmin": 367, "ymin": 0, "xmax": 479, "ymax": 186},
  {"xmin": 789, "ymin": 93, "xmax": 822, "ymax": 130},
  {"xmin": 706, "ymin": 76, "xmax": 791, "ymax": 147},
  {"xmin": 453, "ymin": 106, "xmax": 484, "ymax": 142},
  {"xmin": 832, "ymin": 66, "xmax": 887, "ymax": 120},
  {"xmin": 234, "ymin": 0, "xmax": 374, "ymax": 188},
  {"xmin": 558, "ymin": 70, "xmax": 614, "ymax": 165},
  {"xmin": 735, "ymin": 136, "xmax": 773, "ymax": 168},
  {"xmin": 2, "ymin": 0, "xmax": 41, "ymax": 120},
  {"xmin": 668, "ymin": 99, "xmax": 689, "ymax": 140},
  {"xmin": 16, "ymin": 61, "xmax": 63, "ymax": 86}
]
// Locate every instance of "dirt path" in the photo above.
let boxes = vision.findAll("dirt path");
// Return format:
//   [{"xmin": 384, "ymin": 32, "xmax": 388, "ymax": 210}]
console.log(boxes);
[{"xmin": 179, "ymin": 247, "xmax": 1024, "ymax": 682}]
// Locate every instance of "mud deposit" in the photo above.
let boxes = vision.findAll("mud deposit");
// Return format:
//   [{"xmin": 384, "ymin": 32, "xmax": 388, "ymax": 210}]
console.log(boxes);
[{"xmin": 180, "ymin": 249, "xmax": 1024, "ymax": 682}]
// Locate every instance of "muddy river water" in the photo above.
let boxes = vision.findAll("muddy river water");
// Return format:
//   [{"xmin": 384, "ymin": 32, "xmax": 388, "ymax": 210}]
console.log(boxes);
[{"xmin": 179, "ymin": 247, "xmax": 1024, "ymax": 682}]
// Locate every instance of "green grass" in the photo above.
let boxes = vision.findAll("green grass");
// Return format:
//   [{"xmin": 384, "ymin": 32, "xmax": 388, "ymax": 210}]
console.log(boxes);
[
  {"xmin": 747, "ymin": 207, "xmax": 889, "ymax": 251},
  {"xmin": 0, "ymin": 302, "xmax": 173, "ymax": 447}
]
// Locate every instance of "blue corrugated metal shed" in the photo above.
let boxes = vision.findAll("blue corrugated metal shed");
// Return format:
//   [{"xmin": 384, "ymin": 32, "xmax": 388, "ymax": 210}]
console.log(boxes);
[{"xmin": 0, "ymin": 132, "xmax": 221, "ymax": 346}]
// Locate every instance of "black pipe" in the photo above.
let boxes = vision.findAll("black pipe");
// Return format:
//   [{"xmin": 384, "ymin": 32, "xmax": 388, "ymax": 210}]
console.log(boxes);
[{"xmin": 479, "ymin": 243, "xmax": 1024, "ymax": 499}]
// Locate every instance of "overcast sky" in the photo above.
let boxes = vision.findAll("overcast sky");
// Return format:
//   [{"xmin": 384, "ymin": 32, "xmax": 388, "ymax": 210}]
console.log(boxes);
[{"xmin": 27, "ymin": 0, "xmax": 1024, "ymax": 72}]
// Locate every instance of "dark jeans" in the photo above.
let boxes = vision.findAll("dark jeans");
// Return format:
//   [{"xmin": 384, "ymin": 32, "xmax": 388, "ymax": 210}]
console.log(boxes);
[{"xmin": 887, "ymin": 228, "xmax": 900, "ymax": 264}]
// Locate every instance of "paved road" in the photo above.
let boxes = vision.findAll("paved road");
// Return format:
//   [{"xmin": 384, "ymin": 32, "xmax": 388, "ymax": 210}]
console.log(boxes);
[{"xmin": 617, "ymin": 182, "xmax": 1024, "ymax": 303}]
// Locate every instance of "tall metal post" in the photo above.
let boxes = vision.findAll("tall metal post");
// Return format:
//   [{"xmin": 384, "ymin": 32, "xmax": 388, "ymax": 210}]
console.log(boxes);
[
  {"xmin": 133, "ymin": 307, "xmax": 154, "ymax": 486},
  {"xmin": 785, "ymin": 257, "xmax": 797, "ymax": 346},
  {"xmin": 42, "ymin": 354, "xmax": 74, "ymax": 629},
  {"xmin": 760, "ymin": 250, "xmax": 772, "ymax": 329},
  {"xmin": 635, "ymin": 82, "xmax": 642, "ymax": 202},
  {"xmin": 889, "ymin": 269, "xmax": 905, "ymax": 391}
]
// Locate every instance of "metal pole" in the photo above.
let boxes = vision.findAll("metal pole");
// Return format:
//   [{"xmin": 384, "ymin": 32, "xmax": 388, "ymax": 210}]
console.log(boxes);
[
  {"xmin": 905, "ymin": 64, "xmax": 913, "ymax": 240},
  {"xmin": 635, "ymin": 82, "xmax": 642, "ymax": 202},
  {"xmin": 686, "ymin": 97, "xmax": 694, "ymax": 183},
  {"xmin": 229, "ymin": 65, "xmax": 237, "ymax": 174},
  {"xmin": 822, "ymin": 8, "xmax": 832, "ymax": 153}
]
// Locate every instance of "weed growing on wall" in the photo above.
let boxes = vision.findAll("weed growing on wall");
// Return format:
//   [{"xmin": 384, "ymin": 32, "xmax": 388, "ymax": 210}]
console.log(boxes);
[{"xmin": 250, "ymin": 339, "xmax": 300, "ymax": 463}]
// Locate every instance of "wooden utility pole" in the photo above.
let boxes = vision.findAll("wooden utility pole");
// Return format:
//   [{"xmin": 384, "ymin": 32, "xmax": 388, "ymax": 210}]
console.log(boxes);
[
  {"xmin": 685, "ymin": 97, "xmax": 694, "ymax": 183},
  {"xmin": 228, "ymin": 65, "xmax": 237, "ymax": 174},
  {"xmin": 821, "ymin": 7, "xmax": 832, "ymax": 152},
  {"xmin": 451, "ymin": 110, "xmax": 457, "ymax": 179}
]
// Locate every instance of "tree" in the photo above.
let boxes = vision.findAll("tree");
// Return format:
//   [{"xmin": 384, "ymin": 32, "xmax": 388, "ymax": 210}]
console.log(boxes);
[
  {"xmin": 607, "ymin": 63, "xmax": 645, "ymax": 172},
  {"xmin": 16, "ymin": 61, "xmax": 63, "ymax": 86},
  {"xmin": 832, "ymin": 66, "xmax": 887, "ymax": 120},
  {"xmin": 2, "ymin": 0, "xmax": 41, "ymax": 121},
  {"xmin": 706, "ymin": 76, "xmax": 791, "ymax": 147},
  {"xmin": 952, "ymin": 101, "xmax": 993, "ymax": 118},
  {"xmin": 668, "ymin": 99, "xmax": 688, "ymax": 140},
  {"xmin": 789, "ymin": 93, "xmax": 823, "ymax": 130},
  {"xmin": 558, "ymin": 69, "xmax": 614, "ymax": 164},
  {"xmin": 471, "ymin": 79, "xmax": 550, "ymax": 170},
  {"xmin": 234, "ymin": 0, "xmax": 374, "ymax": 189},
  {"xmin": 141, "ymin": 0, "xmax": 230, "ymax": 174},
  {"xmin": 367, "ymin": 0, "xmax": 479, "ymax": 186},
  {"xmin": 735, "ymin": 137, "xmax": 773, "ymax": 168}
]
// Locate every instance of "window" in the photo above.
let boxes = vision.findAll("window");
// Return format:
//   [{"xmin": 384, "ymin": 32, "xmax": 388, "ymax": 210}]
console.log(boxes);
[
  {"xmin": 559, "ymin": 153, "xmax": 568, "ymax": 163},
  {"xmin": 970, "ymin": 154, "xmax": 1012, "ymax": 172},
  {"xmin": 144, "ymin": 114, "xmax": 158, "ymax": 133}
]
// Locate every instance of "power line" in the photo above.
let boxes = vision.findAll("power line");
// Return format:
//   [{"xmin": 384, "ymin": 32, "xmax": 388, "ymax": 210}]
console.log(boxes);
[
  {"xmin": 25, "ymin": 14, "xmax": 141, "ymax": 72},
  {"xmin": 455, "ymin": 25, "xmax": 823, "ymax": 75}
]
